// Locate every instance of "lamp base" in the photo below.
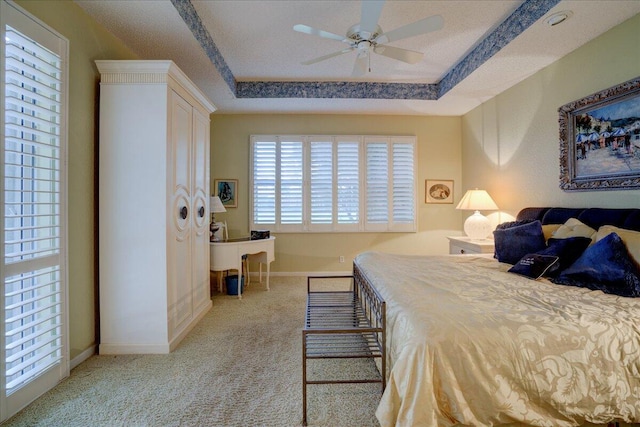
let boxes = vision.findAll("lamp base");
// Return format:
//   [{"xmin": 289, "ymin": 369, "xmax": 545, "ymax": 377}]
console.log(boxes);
[
  {"xmin": 210, "ymin": 222, "xmax": 220, "ymax": 242},
  {"xmin": 464, "ymin": 211, "xmax": 492, "ymax": 240}
]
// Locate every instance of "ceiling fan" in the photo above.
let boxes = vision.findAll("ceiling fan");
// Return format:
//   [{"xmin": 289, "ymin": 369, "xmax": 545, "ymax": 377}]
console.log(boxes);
[{"xmin": 293, "ymin": 0, "xmax": 443, "ymax": 77}]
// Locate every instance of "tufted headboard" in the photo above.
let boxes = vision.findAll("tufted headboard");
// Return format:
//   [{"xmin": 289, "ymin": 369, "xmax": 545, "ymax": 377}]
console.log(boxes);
[{"xmin": 516, "ymin": 207, "xmax": 640, "ymax": 232}]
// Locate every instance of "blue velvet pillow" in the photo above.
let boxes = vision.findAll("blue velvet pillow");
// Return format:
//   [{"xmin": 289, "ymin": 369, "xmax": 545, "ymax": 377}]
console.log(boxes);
[
  {"xmin": 536, "ymin": 237, "xmax": 592, "ymax": 276},
  {"xmin": 508, "ymin": 254, "xmax": 560, "ymax": 279},
  {"xmin": 552, "ymin": 233, "xmax": 640, "ymax": 297},
  {"xmin": 495, "ymin": 219, "xmax": 535, "ymax": 230},
  {"xmin": 494, "ymin": 220, "xmax": 546, "ymax": 265}
]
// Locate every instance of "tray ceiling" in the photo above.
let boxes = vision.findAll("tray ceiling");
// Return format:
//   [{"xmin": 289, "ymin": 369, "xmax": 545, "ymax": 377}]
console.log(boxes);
[{"xmin": 75, "ymin": 0, "xmax": 640, "ymax": 115}]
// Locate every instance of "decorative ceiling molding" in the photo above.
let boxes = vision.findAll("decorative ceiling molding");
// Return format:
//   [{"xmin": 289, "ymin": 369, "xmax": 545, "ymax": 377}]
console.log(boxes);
[
  {"xmin": 438, "ymin": 0, "xmax": 561, "ymax": 97},
  {"xmin": 235, "ymin": 81, "xmax": 438, "ymax": 100},
  {"xmin": 169, "ymin": 0, "xmax": 236, "ymax": 93},
  {"xmin": 171, "ymin": 0, "xmax": 561, "ymax": 101}
]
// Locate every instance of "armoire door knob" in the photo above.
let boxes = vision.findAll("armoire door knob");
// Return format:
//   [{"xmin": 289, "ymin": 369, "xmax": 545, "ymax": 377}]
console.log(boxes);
[
  {"xmin": 179, "ymin": 206, "xmax": 188, "ymax": 220},
  {"xmin": 198, "ymin": 206, "xmax": 205, "ymax": 218}
]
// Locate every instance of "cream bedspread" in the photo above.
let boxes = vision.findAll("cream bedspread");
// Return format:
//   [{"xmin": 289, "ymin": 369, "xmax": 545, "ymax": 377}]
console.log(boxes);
[{"xmin": 353, "ymin": 251, "xmax": 640, "ymax": 427}]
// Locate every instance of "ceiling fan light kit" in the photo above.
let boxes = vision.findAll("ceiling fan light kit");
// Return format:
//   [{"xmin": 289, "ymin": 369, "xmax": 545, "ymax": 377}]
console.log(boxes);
[{"xmin": 293, "ymin": 0, "xmax": 443, "ymax": 77}]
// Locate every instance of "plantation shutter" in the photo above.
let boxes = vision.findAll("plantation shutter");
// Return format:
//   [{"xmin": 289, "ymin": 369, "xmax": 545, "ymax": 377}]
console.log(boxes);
[
  {"xmin": 391, "ymin": 138, "xmax": 416, "ymax": 231},
  {"xmin": 2, "ymin": 2, "xmax": 69, "ymax": 420},
  {"xmin": 336, "ymin": 138, "xmax": 359, "ymax": 230},
  {"xmin": 250, "ymin": 135, "xmax": 415, "ymax": 232},
  {"xmin": 4, "ymin": 23, "xmax": 64, "ymax": 391},
  {"xmin": 309, "ymin": 139, "xmax": 332, "ymax": 229},
  {"xmin": 279, "ymin": 138, "xmax": 303, "ymax": 230},
  {"xmin": 365, "ymin": 139, "xmax": 389, "ymax": 230},
  {"xmin": 251, "ymin": 137, "xmax": 276, "ymax": 225}
]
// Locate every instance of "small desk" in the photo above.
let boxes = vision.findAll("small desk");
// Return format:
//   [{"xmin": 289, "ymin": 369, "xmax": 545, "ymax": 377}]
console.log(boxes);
[{"xmin": 210, "ymin": 237, "xmax": 275, "ymax": 299}]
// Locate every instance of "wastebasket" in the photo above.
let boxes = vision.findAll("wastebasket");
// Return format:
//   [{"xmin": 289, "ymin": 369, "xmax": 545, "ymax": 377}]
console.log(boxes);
[{"xmin": 225, "ymin": 274, "xmax": 244, "ymax": 295}]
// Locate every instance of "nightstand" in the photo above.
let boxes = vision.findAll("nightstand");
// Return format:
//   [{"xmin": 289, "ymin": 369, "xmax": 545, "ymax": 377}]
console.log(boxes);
[{"xmin": 447, "ymin": 236, "xmax": 495, "ymax": 255}]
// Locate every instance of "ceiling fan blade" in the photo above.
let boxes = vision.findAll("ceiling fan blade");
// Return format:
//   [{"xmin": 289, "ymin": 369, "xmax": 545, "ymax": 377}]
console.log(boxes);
[
  {"xmin": 301, "ymin": 47, "xmax": 354, "ymax": 65},
  {"xmin": 375, "ymin": 14, "xmax": 444, "ymax": 44},
  {"xmin": 293, "ymin": 24, "xmax": 346, "ymax": 42},
  {"xmin": 351, "ymin": 51, "xmax": 369, "ymax": 77},
  {"xmin": 360, "ymin": 0, "xmax": 385, "ymax": 36},
  {"xmin": 373, "ymin": 44, "xmax": 423, "ymax": 64}
]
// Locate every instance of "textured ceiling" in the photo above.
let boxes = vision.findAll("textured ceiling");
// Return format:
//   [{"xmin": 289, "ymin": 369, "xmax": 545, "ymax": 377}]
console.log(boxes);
[{"xmin": 75, "ymin": 0, "xmax": 640, "ymax": 115}]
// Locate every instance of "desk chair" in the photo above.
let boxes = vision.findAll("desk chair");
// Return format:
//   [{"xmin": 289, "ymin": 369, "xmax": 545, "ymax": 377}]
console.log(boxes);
[{"xmin": 213, "ymin": 222, "xmax": 250, "ymax": 291}]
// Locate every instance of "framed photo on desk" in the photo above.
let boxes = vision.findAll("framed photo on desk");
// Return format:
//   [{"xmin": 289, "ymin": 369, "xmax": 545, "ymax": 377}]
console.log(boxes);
[{"xmin": 214, "ymin": 179, "xmax": 238, "ymax": 208}]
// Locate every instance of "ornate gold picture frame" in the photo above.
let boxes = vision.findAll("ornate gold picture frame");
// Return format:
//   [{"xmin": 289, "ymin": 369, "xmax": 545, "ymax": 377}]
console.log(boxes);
[{"xmin": 559, "ymin": 77, "xmax": 640, "ymax": 191}]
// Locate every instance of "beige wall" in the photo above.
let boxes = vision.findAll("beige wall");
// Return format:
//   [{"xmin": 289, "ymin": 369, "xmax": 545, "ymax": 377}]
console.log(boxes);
[
  {"xmin": 211, "ymin": 114, "xmax": 463, "ymax": 272},
  {"xmin": 15, "ymin": 0, "xmax": 137, "ymax": 361},
  {"xmin": 461, "ymin": 14, "xmax": 640, "ymax": 225}
]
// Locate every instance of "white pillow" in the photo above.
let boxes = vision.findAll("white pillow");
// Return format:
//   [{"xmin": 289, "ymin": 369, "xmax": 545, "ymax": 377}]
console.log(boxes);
[
  {"xmin": 551, "ymin": 218, "xmax": 596, "ymax": 242},
  {"xmin": 542, "ymin": 224, "xmax": 561, "ymax": 241}
]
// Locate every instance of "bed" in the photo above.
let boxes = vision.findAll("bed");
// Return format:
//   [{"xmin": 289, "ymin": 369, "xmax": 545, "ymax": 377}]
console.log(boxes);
[{"xmin": 353, "ymin": 207, "xmax": 640, "ymax": 427}]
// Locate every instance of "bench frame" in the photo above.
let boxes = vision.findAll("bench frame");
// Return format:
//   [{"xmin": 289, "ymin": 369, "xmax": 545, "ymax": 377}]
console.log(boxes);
[{"xmin": 302, "ymin": 272, "xmax": 386, "ymax": 425}]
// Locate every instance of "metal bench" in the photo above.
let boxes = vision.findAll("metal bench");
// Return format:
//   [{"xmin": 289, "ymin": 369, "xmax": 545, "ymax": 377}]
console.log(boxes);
[{"xmin": 302, "ymin": 273, "xmax": 386, "ymax": 425}]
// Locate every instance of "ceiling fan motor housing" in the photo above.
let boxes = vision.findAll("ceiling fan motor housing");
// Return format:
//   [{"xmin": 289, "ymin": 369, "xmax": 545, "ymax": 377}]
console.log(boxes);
[{"xmin": 347, "ymin": 24, "xmax": 383, "ymax": 45}]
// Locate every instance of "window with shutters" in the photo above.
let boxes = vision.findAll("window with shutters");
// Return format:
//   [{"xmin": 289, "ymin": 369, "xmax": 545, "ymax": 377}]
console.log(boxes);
[
  {"xmin": 250, "ymin": 135, "xmax": 416, "ymax": 233},
  {"xmin": 1, "ymin": 1, "xmax": 69, "ymax": 420}
]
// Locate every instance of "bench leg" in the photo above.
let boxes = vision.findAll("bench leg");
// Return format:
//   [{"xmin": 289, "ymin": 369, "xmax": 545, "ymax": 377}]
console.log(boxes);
[{"xmin": 302, "ymin": 331, "xmax": 308, "ymax": 426}]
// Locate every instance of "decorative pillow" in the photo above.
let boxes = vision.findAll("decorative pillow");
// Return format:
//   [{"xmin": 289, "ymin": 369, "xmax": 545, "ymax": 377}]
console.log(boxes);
[
  {"xmin": 536, "ymin": 237, "xmax": 592, "ymax": 276},
  {"xmin": 493, "ymin": 220, "xmax": 546, "ymax": 265},
  {"xmin": 508, "ymin": 254, "xmax": 560, "ymax": 279},
  {"xmin": 495, "ymin": 219, "xmax": 534, "ymax": 230},
  {"xmin": 542, "ymin": 224, "xmax": 562, "ymax": 242},
  {"xmin": 551, "ymin": 218, "xmax": 596, "ymax": 241},
  {"xmin": 552, "ymin": 233, "xmax": 640, "ymax": 297},
  {"xmin": 596, "ymin": 225, "xmax": 640, "ymax": 267}
]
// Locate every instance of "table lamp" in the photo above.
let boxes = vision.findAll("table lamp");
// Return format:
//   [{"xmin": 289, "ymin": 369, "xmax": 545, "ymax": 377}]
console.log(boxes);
[
  {"xmin": 210, "ymin": 196, "xmax": 227, "ymax": 241},
  {"xmin": 455, "ymin": 189, "xmax": 498, "ymax": 240}
]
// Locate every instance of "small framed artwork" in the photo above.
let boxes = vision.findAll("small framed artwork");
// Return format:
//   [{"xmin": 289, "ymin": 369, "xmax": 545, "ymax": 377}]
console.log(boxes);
[
  {"xmin": 425, "ymin": 179, "xmax": 453, "ymax": 204},
  {"xmin": 214, "ymin": 179, "xmax": 238, "ymax": 208}
]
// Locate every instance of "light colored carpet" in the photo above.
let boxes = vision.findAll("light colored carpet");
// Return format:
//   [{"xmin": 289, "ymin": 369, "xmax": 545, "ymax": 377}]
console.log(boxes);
[{"xmin": 3, "ymin": 276, "xmax": 381, "ymax": 427}]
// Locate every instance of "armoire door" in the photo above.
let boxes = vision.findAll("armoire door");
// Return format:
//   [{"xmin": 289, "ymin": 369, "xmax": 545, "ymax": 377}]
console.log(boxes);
[
  {"xmin": 191, "ymin": 108, "xmax": 210, "ymax": 309},
  {"xmin": 168, "ymin": 90, "xmax": 193, "ymax": 335}
]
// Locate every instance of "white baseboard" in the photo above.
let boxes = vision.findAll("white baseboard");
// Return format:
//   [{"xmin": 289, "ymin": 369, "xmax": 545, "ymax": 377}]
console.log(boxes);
[
  {"xmin": 99, "ymin": 301, "xmax": 213, "ymax": 355},
  {"xmin": 70, "ymin": 345, "xmax": 96, "ymax": 370}
]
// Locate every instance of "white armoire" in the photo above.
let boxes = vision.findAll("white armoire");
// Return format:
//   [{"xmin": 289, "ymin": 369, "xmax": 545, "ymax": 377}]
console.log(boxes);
[{"xmin": 96, "ymin": 60, "xmax": 216, "ymax": 354}]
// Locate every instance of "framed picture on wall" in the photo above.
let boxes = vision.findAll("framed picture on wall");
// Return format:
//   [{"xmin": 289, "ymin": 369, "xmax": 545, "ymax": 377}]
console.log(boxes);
[
  {"xmin": 214, "ymin": 179, "xmax": 238, "ymax": 208},
  {"xmin": 425, "ymin": 179, "xmax": 453, "ymax": 204},
  {"xmin": 559, "ymin": 76, "xmax": 640, "ymax": 191}
]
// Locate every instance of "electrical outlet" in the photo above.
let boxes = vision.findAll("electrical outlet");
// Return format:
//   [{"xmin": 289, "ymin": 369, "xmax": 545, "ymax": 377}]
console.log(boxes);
[{"xmin": 339, "ymin": 256, "xmax": 345, "ymax": 263}]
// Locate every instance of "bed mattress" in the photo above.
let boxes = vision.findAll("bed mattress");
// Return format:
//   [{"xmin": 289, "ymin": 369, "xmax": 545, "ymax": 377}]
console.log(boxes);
[{"xmin": 354, "ymin": 251, "xmax": 640, "ymax": 427}]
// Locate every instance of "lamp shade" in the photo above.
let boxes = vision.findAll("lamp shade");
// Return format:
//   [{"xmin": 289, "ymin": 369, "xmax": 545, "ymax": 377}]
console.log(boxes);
[
  {"xmin": 456, "ymin": 189, "xmax": 498, "ymax": 240},
  {"xmin": 455, "ymin": 189, "xmax": 498, "ymax": 211},
  {"xmin": 210, "ymin": 196, "xmax": 227, "ymax": 213}
]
